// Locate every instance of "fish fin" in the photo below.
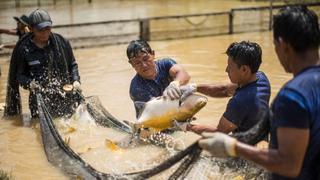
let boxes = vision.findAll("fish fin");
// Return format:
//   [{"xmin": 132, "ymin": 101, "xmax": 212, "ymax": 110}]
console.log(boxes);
[
  {"xmin": 172, "ymin": 120, "xmax": 189, "ymax": 132},
  {"xmin": 134, "ymin": 101, "xmax": 146, "ymax": 119},
  {"xmin": 123, "ymin": 120, "xmax": 141, "ymax": 134}
]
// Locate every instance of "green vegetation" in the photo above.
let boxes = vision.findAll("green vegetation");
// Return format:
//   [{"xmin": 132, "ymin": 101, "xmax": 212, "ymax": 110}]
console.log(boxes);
[{"xmin": 0, "ymin": 169, "xmax": 13, "ymax": 180}]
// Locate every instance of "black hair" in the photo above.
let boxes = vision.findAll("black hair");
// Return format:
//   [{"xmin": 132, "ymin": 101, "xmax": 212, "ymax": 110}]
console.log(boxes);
[
  {"xmin": 226, "ymin": 41, "xmax": 262, "ymax": 73},
  {"xmin": 273, "ymin": 5, "xmax": 320, "ymax": 53},
  {"xmin": 126, "ymin": 40, "xmax": 152, "ymax": 60}
]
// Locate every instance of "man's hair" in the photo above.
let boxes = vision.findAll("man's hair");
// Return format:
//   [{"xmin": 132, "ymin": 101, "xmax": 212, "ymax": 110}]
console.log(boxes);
[
  {"xmin": 226, "ymin": 41, "xmax": 262, "ymax": 73},
  {"xmin": 126, "ymin": 40, "xmax": 152, "ymax": 60},
  {"xmin": 273, "ymin": 5, "xmax": 320, "ymax": 53}
]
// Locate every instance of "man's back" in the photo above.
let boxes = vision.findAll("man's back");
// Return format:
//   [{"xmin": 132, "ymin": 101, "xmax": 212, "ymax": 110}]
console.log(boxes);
[
  {"xmin": 223, "ymin": 71, "xmax": 271, "ymax": 134},
  {"xmin": 270, "ymin": 66, "xmax": 320, "ymax": 179}
]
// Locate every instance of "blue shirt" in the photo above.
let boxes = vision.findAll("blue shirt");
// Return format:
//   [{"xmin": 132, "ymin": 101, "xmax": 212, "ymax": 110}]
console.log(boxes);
[
  {"xmin": 223, "ymin": 71, "xmax": 271, "ymax": 134},
  {"xmin": 130, "ymin": 58, "xmax": 176, "ymax": 117},
  {"xmin": 270, "ymin": 66, "xmax": 320, "ymax": 180}
]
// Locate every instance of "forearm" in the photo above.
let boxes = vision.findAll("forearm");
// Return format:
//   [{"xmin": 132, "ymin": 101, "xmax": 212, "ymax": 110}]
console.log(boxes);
[
  {"xmin": 174, "ymin": 70, "xmax": 190, "ymax": 85},
  {"xmin": 0, "ymin": 29, "xmax": 16, "ymax": 35},
  {"xmin": 3, "ymin": 44, "xmax": 16, "ymax": 49},
  {"xmin": 197, "ymin": 83, "xmax": 236, "ymax": 97},
  {"xmin": 236, "ymin": 142, "xmax": 300, "ymax": 177},
  {"xmin": 189, "ymin": 124, "xmax": 218, "ymax": 134}
]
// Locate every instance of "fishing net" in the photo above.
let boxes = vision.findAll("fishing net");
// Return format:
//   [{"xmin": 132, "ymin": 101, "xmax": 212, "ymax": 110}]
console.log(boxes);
[
  {"xmin": 37, "ymin": 93, "xmax": 203, "ymax": 179},
  {"xmin": 37, "ymin": 93, "xmax": 266, "ymax": 179}
]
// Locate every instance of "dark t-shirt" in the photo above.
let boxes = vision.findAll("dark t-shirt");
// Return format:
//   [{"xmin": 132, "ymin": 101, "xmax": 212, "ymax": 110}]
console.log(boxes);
[
  {"xmin": 223, "ymin": 71, "xmax": 271, "ymax": 133},
  {"xmin": 270, "ymin": 66, "xmax": 320, "ymax": 180},
  {"xmin": 129, "ymin": 58, "xmax": 176, "ymax": 117}
]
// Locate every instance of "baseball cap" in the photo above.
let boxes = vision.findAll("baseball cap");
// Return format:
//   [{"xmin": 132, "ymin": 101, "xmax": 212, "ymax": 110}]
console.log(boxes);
[
  {"xmin": 13, "ymin": 15, "xmax": 29, "ymax": 26},
  {"xmin": 29, "ymin": 9, "xmax": 52, "ymax": 30}
]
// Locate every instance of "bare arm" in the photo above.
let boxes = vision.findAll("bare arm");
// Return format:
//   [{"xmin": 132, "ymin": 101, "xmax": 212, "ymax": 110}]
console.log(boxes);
[
  {"xmin": 169, "ymin": 64, "xmax": 190, "ymax": 85},
  {"xmin": 0, "ymin": 29, "xmax": 17, "ymax": 36},
  {"xmin": 236, "ymin": 127, "xmax": 309, "ymax": 177},
  {"xmin": 2, "ymin": 44, "xmax": 16, "ymax": 49},
  {"xmin": 216, "ymin": 116, "xmax": 237, "ymax": 133},
  {"xmin": 197, "ymin": 83, "xmax": 237, "ymax": 98},
  {"xmin": 189, "ymin": 116, "xmax": 237, "ymax": 134}
]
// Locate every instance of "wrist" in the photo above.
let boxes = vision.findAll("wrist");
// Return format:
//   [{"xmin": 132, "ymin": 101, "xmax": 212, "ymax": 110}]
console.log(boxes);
[
  {"xmin": 171, "ymin": 80, "xmax": 180, "ymax": 86},
  {"xmin": 190, "ymin": 83, "xmax": 197, "ymax": 91},
  {"xmin": 225, "ymin": 137, "xmax": 237, "ymax": 157}
]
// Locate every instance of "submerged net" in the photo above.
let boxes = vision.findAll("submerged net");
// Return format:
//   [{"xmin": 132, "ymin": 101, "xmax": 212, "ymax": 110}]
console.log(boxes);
[
  {"xmin": 36, "ymin": 93, "xmax": 205, "ymax": 179},
  {"xmin": 37, "ymin": 93, "xmax": 267, "ymax": 179}
]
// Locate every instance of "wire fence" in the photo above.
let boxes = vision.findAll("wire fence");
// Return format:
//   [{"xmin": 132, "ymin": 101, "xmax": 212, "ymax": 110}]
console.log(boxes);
[
  {"xmin": 51, "ymin": 2, "xmax": 320, "ymax": 48},
  {"xmin": 1, "ymin": 2, "xmax": 320, "ymax": 55}
]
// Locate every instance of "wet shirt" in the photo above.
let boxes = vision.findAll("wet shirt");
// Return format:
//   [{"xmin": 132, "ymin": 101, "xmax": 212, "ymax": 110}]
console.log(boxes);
[
  {"xmin": 223, "ymin": 71, "xmax": 271, "ymax": 134},
  {"xmin": 16, "ymin": 33, "xmax": 80, "ymax": 89},
  {"xmin": 130, "ymin": 58, "xmax": 176, "ymax": 117},
  {"xmin": 270, "ymin": 66, "xmax": 320, "ymax": 180},
  {"xmin": 15, "ymin": 33, "xmax": 80, "ymax": 117},
  {"xmin": 16, "ymin": 29, "xmax": 26, "ymax": 39}
]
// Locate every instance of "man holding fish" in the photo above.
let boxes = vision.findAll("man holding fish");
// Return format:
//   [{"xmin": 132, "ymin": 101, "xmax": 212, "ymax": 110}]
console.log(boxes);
[
  {"xmin": 199, "ymin": 6, "xmax": 320, "ymax": 179},
  {"xmin": 126, "ymin": 40, "xmax": 191, "ymax": 117},
  {"xmin": 185, "ymin": 41, "xmax": 271, "ymax": 142}
]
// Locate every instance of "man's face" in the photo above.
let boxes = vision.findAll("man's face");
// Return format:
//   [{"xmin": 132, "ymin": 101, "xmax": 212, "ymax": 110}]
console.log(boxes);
[
  {"xmin": 226, "ymin": 57, "xmax": 242, "ymax": 84},
  {"xmin": 129, "ymin": 51, "xmax": 156, "ymax": 79},
  {"xmin": 33, "ymin": 26, "xmax": 51, "ymax": 43}
]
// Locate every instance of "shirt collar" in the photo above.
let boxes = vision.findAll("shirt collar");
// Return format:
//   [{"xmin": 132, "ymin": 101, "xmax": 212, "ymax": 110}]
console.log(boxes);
[{"xmin": 28, "ymin": 34, "xmax": 51, "ymax": 52}]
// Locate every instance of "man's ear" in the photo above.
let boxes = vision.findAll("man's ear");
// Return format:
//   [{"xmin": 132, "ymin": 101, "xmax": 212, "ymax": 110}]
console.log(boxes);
[
  {"xmin": 240, "ymin": 65, "xmax": 250, "ymax": 73},
  {"xmin": 150, "ymin": 50, "xmax": 155, "ymax": 56},
  {"xmin": 278, "ymin": 37, "xmax": 291, "ymax": 53}
]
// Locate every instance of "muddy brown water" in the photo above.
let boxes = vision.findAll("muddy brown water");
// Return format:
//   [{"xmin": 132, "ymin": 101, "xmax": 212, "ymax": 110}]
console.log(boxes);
[
  {"xmin": 0, "ymin": 1, "xmax": 291, "ymax": 179},
  {"xmin": 0, "ymin": 30, "xmax": 291, "ymax": 179}
]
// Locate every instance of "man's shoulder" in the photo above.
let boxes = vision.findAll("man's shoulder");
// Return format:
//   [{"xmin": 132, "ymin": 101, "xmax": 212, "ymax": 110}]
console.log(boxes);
[
  {"xmin": 156, "ymin": 57, "xmax": 177, "ymax": 65},
  {"xmin": 51, "ymin": 32, "xmax": 66, "ymax": 39},
  {"xmin": 130, "ymin": 74, "xmax": 142, "ymax": 90},
  {"xmin": 288, "ymin": 66, "xmax": 320, "ymax": 87},
  {"xmin": 256, "ymin": 71, "xmax": 270, "ymax": 84},
  {"xmin": 51, "ymin": 33, "xmax": 69, "ymax": 44},
  {"xmin": 14, "ymin": 33, "xmax": 33, "ymax": 53}
]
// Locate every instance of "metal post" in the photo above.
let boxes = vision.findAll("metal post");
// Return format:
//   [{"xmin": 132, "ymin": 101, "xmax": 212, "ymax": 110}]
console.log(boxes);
[
  {"xmin": 15, "ymin": 0, "xmax": 20, "ymax": 8},
  {"xmin": 229, "ymin": 10, "xmax": 234, "ymax": 34},
  {"xmin": 37, "ymin": 0, "xmax": 41, "ymax": 7},
  {"xmin": 88, "ymin": 0, "xmax": 92, "ymax": 3},
  {"xmin": 53, "ymin": 0, "xmax": 57, "ymax": 5},
  {"xmin": 139, "ymin": 19, "xmax": 150, "ymax": 41},
  {"xmin": 269, "ymin": 0, "xmax": 274, "ymax": 30}
]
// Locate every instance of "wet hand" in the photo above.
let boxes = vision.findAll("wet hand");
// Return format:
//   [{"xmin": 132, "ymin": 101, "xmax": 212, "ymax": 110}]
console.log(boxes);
[
  {"xmin": 163, "ymin": 81, "xmax": 181, "ymax": 100},
  {"xmin": 73, "ymin": 81, "xmax": 81, "ymax": 92},
  {"xmin": 180, "ymin": 83, "xmax": 197, "ymax": 101},
  {"xmin": 198, "ymin": 132, "xmax": 237, "ymax": 157},
  {"xmin": 187, "ymin": 124, "xmax": 209, "ymax": 134}
]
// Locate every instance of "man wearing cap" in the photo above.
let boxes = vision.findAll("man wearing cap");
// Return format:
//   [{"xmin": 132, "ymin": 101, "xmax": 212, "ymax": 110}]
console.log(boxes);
[
  {"xmin": 126, "ymin": 40, "xmax": 190, "ymax": 117},
  {"xmin": 0, "ymin": 14, "xmax": 30, "ymax": 49},
  {"xmin": 5, "ymin": 9, "xmax": 81, "ymax": 118}
]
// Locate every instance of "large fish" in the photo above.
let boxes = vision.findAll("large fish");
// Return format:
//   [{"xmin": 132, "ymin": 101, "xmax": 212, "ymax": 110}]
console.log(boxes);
[
  {"xmin": 36, "ymin": 90, "xmax": 269, "ymax": 179},
  {"xmin": 130, "ymin": 93, "xmax": 208, "ymax": 133}
]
